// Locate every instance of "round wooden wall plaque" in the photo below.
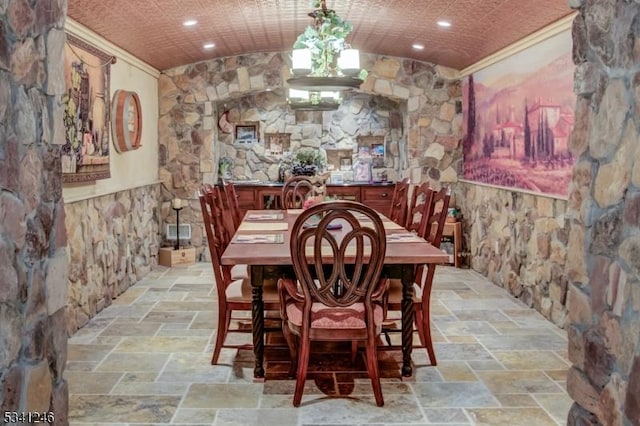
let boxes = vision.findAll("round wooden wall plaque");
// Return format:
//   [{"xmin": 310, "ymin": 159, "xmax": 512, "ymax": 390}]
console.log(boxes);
[{"xmin": 111, "ymin": 90, "xmax": 142, "ymax": 152}]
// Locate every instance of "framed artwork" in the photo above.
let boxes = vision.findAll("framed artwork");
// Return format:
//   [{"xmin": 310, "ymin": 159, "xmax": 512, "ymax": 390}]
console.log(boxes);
[
  {"xmin": 462, "ymin": 30, "xmax": 575, "ymax": 198},
  {"xmin": 353, "ymin": 160, "xmax": 371, "ymax": 183},
  {"xmin": 61, "ymin": 34, "xmax": 114, "ymax": 182},
  {"xmin": 330, "ymin": 172, "xmax": 344, "ymax": 184},
  {"xmin": 111, "ymin": 90, "xmax": 142, "ymax": 153},
  {"xmin": 340, "ymin": 157, "xmax": 352, "ymax": 171},
  {"xmin": 371, "ymin": 143, "xmax": 385, "ymax": 168},
  {"xmin": 265, "ymin": 133, "xmax": 290, "ymax": 156},
  {"xmin": 326, "ymin": 148, "xmax": 353, "ymax": 171},
  {"xmin": 235, "ymin": 122, "xmax": 259, "ymax": 144}
]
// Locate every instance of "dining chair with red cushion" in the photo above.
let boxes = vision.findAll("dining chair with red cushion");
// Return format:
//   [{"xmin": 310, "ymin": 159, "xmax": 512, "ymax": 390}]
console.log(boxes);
[
  {"xmin": 381, "ymin": 186, "xmax": 451, "ymax": 365},
  {"xmin": 281, "ymin": 175, "xmax": 324, "ymax": 209},
  {"xmin": 199, "ymin": 185, "xmax": 280, "ymax": 364},
  {"xmin": 221, "ymin": 179, "xmax": 243, "ymax": 231},
  {"xmin": 278, "ymin": 201, "xmax": 389, "ymax": 406}
]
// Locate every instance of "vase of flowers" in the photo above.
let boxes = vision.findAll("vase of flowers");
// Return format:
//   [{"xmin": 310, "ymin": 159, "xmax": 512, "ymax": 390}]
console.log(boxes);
[{"xmin": 218, "ymin": 157, "xmax": 234, "ymax": 180}]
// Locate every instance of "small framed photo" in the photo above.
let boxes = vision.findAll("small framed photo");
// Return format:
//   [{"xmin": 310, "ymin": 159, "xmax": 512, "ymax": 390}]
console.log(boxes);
[
  {"xmin": 235, "ymin": 122, "xmax": 259, "ymax": 144},
  {"xmin": 330, "ymin": 171, "xmax": 344, "ymax": 184},
  {"xmin": 371, "ymin": 143, "xmax": 385, "ymax": 168},
  {"xmin": 265, "ymin": 132, "xmax": 290, "ymax": 156},
  {"xmin": 353, "ymin": 161, "xmax": 371, "ymax": 183},
  {"xmin": 340, "ymin": 157, "xmax": 352, "ymax": 171}
]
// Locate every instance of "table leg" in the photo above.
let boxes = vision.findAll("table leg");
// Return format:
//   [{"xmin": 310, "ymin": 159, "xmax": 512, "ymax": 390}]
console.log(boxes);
[
  {"xmin": 401, "ymin": 264, "xmax": 414, "ymax": 378},
  {"xmin": 251, "ymin": 265, "xmax": 265, "ymax": 380}
]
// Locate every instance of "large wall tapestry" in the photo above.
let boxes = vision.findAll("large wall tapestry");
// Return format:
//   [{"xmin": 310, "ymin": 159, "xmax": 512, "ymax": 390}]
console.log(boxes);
[
  {"xmin": 462, "ymin": 30, "xmax": 576, "ymax": 198},
  {"xmin": 61, "ymin": 34, "xmax": 114, "ymax": 183}
]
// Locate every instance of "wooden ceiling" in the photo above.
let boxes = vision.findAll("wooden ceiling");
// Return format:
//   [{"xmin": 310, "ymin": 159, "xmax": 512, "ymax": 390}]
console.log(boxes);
[{"xmin": 67, "ymin": 0, "xmax": 574, "ymax": 72}]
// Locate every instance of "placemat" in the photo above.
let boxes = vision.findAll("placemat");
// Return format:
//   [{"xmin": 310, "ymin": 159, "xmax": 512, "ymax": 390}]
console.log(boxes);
[
  {"xmin": 358, "ymin": 220, "xmax": 404, "ymax": 230},
  {"xmin": 238, "ymin": 222, "xmax": 289, "ymax": 231},
  {"xmin": 233, "ymin": 233, "xmax": 284, "ymax": 244},
  {"xmin": 386, "ymin": 233, "xmax": 425, "ymax": 243},
  {"xmin": 245, "ymin": 212, "xmax": 284, "ymax": 221}
]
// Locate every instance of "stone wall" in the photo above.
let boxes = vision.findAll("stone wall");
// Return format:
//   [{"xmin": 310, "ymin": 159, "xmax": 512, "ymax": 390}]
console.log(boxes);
[
  {"xmin": 455, "ymin": 183, "xmax": 569, "ymax": 327},
  {"xmin": 64, "ymin": 184, "xmax": 162, "ymax": 334},
  {"xmin": 158, "ymin": 52, "xmax": 462, "ymax": 256},
  {"xmin": 565, "ymin": 1, "xmax": 640, "ymax": 424},
  {"xmin": 0, "ymin": 0, "xmax": 69, "ymax": 422},
  {"xmin": 217, "ymin": 91, "xmax": 404, "ymax": 183}
]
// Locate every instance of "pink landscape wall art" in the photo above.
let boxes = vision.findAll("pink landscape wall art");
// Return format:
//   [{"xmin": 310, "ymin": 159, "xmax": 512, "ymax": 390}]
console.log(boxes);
[{"xmin": 462, "ymin": 30, "xmax": 576, "ymax": 198}]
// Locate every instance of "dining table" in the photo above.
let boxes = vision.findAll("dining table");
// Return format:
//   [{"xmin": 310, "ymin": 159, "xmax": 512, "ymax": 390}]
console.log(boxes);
[{"xmin": 220, "ymin": 208, "xmax": 449, "ymax": 381}]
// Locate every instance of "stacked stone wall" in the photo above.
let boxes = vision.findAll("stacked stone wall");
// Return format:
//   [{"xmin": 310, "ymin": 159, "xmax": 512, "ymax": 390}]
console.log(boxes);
[
  {"xmin": 455, "ymin": 183, "xmax": 569, "ymax": 327},
  {"xmin": 0, "ymin": 0, "xmax": 69, "ymax": 422},
  {"xmin": 566, "ymin": 1, "xmax": 640, "ymax": 424},
  {"xmin": 64, "ymin": 184, "xmax": 162, "ymax": 334}
]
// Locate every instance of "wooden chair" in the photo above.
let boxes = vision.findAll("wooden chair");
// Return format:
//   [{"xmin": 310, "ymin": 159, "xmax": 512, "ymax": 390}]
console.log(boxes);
[
  {"xmin": 388, "ymin": 178, "xmax": 410, "ymax": 227},
  {"xmin": 221, "ymin": 180, "xmax": 243, "ymax": 230},
  {"xmin": 381, "ymin": 186, "xmax": 451, "ymax": 365},
  {"xmin": 278, "ymin": 201, "xmax": 389, "ymax": 406},
  {"xmin": 405, "ymin": 182, "xmax": 433, "ymax": 237},
  {"xmin": 198, "ymin": 186, "xmax": 280, "ymax": 364},
  {"xmin": 281, "ymin": 176, "xmax": 325, "ymax": 209}
]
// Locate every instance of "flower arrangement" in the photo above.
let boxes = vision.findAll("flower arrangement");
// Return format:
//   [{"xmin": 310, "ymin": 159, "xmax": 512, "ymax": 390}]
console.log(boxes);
[
  {"xmin": 303, "ymin": 195, "xmax": 337, "ymax": 210},
  {"xmin": 303, "ymin": 195, "xmax": 324, "ymax": 210},
  {"xmin": 218, "ymin": 156, "xmax": 234, "ymax": 179}
]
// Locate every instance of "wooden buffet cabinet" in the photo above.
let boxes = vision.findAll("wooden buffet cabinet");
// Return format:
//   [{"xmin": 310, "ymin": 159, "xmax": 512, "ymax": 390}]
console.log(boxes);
[{"xmin": 233, "ymin": 182, "xmax": 395, "ymax": 215}]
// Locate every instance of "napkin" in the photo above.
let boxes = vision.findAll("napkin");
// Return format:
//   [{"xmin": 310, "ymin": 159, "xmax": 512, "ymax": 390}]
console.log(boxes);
[
  {"xmin": 238, "ymin": 222, "xmax": 289, "ymax": 231},
  {"xmin": 233, "ymin": 233, "xmax": 284, "ymax": 244},
  {"xmin": 245, "ymin": 212, "xmax": 284, "ymax": 221}
]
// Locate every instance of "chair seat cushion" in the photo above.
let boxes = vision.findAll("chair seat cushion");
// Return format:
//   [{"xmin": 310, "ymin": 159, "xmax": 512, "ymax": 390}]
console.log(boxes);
[
  {"xmin": 230, "ymin": 264, "xmax": 249, "ymax": 280},
  {"xmin": 286, "ymin": 302, "xmax": 384, "ymax": 329},
  {"xmin": 226, "ymin": 278, "xmax": 279, "ymax": 303}
]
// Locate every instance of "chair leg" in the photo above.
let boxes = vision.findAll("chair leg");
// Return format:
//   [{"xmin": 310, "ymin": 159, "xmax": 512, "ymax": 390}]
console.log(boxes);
[
  {"xmin": 365, "ymin": 336, "xmax": 384, "ymax": 407},
  {"xmin": 414, "ymin": 309, "xmax": 427, "ymax": 347},
  {"xmin": 282, "ymin": 321, "xmax": 297, "ymax": 378},
  {"xmin": 293, "ymin": 338, "xmax": 310, "ymax": 407},
  {"xmin": 422, "ymin": 304, "xmax": 437, "ymax": 366},
  {"xmin": 211, "ymin": 306, "xmax": 230, "ymax": 365},
  {"xmin": 351, "ymin": 341, "xmax": 359, "ymax": 363}
]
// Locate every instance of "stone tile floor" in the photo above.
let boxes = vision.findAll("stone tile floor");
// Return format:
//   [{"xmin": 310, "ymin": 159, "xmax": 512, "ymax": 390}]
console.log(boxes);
[{"xmin": 67, "ymin": 264, "xmax": 571, "ymax": 425}]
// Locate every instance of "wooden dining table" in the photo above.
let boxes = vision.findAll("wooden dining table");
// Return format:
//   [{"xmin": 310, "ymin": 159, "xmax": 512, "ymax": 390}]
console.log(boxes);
[{"xmin": 221, "ymin": 208, "xmax": 449, "ymax": 381}]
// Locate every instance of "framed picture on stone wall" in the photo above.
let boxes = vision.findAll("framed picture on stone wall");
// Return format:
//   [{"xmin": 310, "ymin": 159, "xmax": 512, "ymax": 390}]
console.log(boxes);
[
  {"xmin": 461, "ymin": 30, "xmax": 575, "ymax": 199},
  {"xmin": 61, "ymin": 34, "xmax": 115, "ymax": 183},
  {"xmin": 235, "ymin": 122, "xmax": 259, "ymax": 145},
  {"xmin": 265, "ymin": 133, "xmax": 290, "ymax": 156}
]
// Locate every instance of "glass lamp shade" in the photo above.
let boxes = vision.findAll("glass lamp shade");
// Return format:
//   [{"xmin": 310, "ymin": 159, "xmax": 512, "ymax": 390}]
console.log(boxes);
[
  {"xmin": 338, "ymin": 48, "xmax": 360, "ymax": 76},
  {"xmin": 292, "ymin": 49, "xmax": 312, "ymax": 76},
  {"xmin": 320, "ymin": 91, "xmax": 340, "ymax": 101},
  {"xmin": 288, "ymin": 88, "xmax": 310, "ymax": 101}
]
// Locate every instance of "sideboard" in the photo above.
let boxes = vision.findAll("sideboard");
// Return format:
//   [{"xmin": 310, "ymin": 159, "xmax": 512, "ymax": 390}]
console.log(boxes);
[{"xmin": 232, "ymin": 181, "xmax": 395, "ymax": 215}]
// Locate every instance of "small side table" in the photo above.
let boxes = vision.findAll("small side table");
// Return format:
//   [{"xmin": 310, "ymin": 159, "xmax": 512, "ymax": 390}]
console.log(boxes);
[{"xmin": 442, "ymin": 220, "xmax": 462, "ymax": 268}]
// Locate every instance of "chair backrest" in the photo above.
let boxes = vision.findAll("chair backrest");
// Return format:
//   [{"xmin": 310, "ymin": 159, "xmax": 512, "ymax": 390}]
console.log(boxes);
[
  {"xmin": 414, "ymin": 187, "xmax": 451, "ymax": 288},
  {"xmin": 282, "ymin": 176, "xmax": 324, "ymax": 209},
  {"xmin": 424, "ymin": 186, "xmax": 452, "ymax": 248},
  {"xmin": 221, "ymin": 180, "xmax": 243, "ymax": 230},
  {"xmin": 406, "ymin": 182, "xmax": 433, "ymax": 238},
  {"xmin": 290, "ymin": 201, "xmax": 387, "ymax": 317},
  {"xmin": 388, "ymin": 178, "xmax": 410, "ymax": 226},
  {"xmin": 198, "ymin": 186, "xmax": 232, "ymax": 290}
]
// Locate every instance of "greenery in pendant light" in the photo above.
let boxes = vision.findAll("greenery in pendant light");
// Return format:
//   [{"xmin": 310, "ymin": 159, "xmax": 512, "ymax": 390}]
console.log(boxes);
[{"xmin": 293, "ymin": 0, "xmax": 367, "ymax": 80}]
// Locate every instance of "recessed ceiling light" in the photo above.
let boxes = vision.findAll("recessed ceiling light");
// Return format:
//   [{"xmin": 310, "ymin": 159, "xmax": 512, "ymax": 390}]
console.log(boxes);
[
  {"xmin": 412, "ymin": 43, "xmax": 424, "ymax": 50},
  {"xmin": 437, "ymin": 20, "xmax": 451, "ymax": 28},
  {"xmin": 203, "ymin": 43, "xmax": 215, "ymax": 49},
  {"xmin": 183, "ymin": 19, "xmax": 198, "ymax": 27}
]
